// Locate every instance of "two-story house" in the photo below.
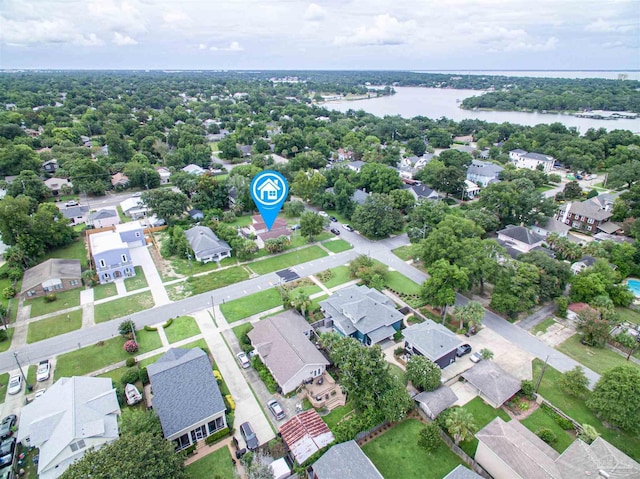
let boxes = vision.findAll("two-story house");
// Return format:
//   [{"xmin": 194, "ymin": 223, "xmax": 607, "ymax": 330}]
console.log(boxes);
[
  {"xmin": 89, "ymin": 226, "xmax": 139, "ymax": 284},
  {"xmin": 556, "ymin": 199, "xmax": 615, "ymax": 234},
  {"xmin": 466, "ymin": 160, "xmax": 503, "ymax": 186},
  {"xmin": 509, "ymin": 149, "xmax": 554, "ymax": 173},
  {"xmin": 320, "ymin": 285, "xmax": 404, "ymax": 346}
]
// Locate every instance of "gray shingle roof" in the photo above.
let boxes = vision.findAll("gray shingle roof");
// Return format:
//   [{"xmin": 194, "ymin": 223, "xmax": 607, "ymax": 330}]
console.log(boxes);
[
  {"xmin": 87, "ymin": 209, "xmax": 117, "ymax": 222},
  {"xmin": 498, "ymin": 225, "xmax": 545, "ymax": 245},
  {"xmin": 247, "ymin": 311, "xmax": 329, "ymax": 389},
  {"xmin": 538, "ymin": 217, "xmax": 571, "ymax": 234},
  {"xmin": 556, "ymin": 437, "xmax": 640, "ymax": 479},
  {"xmin": 414, "ymin": 385, "xmax": 458, "ymax": 418},
  {"xmin": 462, "ymin": 361, "xmax": 521, "ymax": 407},
  {"xmin": 476, "ymin": 417, "xmax": 561, "ymax": 479},
  {"xmin": 60, "ymin": 205, "xmax": 89, "ymax": 219},
  {"xmin": 403, "ymin": 320, "xmax": 462, "ymax": 362},
  {"xmin": 148, "ymin": 348, "xmax": 225, "ymax": 438},
  {"xmin": 411, "ymin": 184, "xmax": 440, "ymax": 200},
  {"xmin": 568, "ymin": 201, "xmax": 613, "ymax": 221},
  {"xmin": 312, "ymin": 440, "xmax": 383, "ymax": 479},
  {"xmin": 184, "ymin": 225, "xmax": 231, "ymax": 258},
  {"xmin": 467, "ymin": 160, "xmax": 504, "ymax": 177},
  {"xmin": 524, "ymin": 152, "xmax": 554, "ymax": 162},
  {"xmin": 320, "ymin": 285, "xmax": 403, "ymax": 343},
  {"xmin": 443, "ymin": 465, "xmax": 483, "ymax": 479},
  {"xmin": 21, "ymin": 259, "xmax": 81, "ymax": 294}
]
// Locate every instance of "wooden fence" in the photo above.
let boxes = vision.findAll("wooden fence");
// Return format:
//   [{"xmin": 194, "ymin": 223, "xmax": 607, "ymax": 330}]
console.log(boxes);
[{"xmin": 536, "ymin": 394, "xmax": 584, "ymax": 434}]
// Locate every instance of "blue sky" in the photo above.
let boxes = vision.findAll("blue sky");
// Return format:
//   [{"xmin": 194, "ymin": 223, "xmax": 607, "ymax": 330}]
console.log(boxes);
[{"xmin": 1, "ymin": 0, "xmax": 638, "ymax": 70}]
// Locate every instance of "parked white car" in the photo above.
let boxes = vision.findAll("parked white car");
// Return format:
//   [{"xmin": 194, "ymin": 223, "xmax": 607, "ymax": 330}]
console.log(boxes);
[
  {"xmin": 36, "ymin": 360, "xmax": 51, "ymax": 382},
  {"xmin": 236, "ymin": 352, "xmax": 251, "ymax": 369},
  {"xmin": 7, "ymin": 376, "xmax": 21, "ymax": 395}
]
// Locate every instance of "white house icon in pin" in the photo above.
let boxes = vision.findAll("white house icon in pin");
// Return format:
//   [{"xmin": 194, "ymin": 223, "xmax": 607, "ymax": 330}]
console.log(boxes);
[{"xmin": 257, "ymin": 178, "xmax": 280, "ymax": 201}]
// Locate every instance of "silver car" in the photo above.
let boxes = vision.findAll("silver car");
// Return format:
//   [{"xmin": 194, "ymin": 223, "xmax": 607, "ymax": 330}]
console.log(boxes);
[
  {"xmin": 7, "ymin": 376, "xmax": 21, "ymax": 395},
  {"xmin": 267, "ymin": 399, "xmax": 286, "ymax": 421}
]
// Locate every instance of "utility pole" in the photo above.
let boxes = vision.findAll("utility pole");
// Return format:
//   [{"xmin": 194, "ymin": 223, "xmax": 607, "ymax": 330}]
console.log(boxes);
[
  {"xmin": 13, "ymin": 352, "xmax": 27, "ymax": 384},
  {"xmin": 534, "ymin": 354, "xmax": 550, "ymax": 394}
]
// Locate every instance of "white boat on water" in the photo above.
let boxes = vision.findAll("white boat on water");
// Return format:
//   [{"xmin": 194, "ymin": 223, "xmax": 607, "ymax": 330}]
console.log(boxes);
[{"xmin": 125, "ymin": 383, "xmax": 142, "ymax": 405}]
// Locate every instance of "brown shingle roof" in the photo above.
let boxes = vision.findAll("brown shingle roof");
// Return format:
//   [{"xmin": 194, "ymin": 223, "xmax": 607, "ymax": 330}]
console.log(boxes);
[{"xmin": 21, "ymin": 259, "xmax": 81, "ymax": 294}]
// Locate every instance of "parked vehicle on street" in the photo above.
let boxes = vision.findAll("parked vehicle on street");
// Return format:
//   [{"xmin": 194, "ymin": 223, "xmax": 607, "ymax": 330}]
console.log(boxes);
[
  {"xmin": 342, "ymin": 224, "xmax": 354, "ymax": 232},
  {"xmin": 456, "ymin": 344, "xmax": 472, "ymax": 357},
  {"xmin": 236, "ymin": 352, "xmax": 251, "ymax": 369},
  {"xmin": 329, "ymin": 216, "xmax": 337, "ymax": 222},
  {"xmin": 0, "ymin": 437, "xmax": 15, "ymax": 468},
  {"xmin": 239, "ymin": 421, "xmax": 258, "ymax": 450},
  {"xmin": 318, "ymin": 211, "xmax": 328, "ymax": 218},
  {"xmin": 0, "ymin": 416, "xmax": 16, "ymax": 440},
  {"xmin": 36, "ymin": 360, "xmax": 50, "ymax": 382},
  {"xmin": 330, "ymin": 228, "xmax": 340, "ymax": 235},
  {"xmin": 7, "ymin": 376, "xmax": 21, "ymax": 396},
  {"xmin": 64, "ymin": 200, "xmax": 78, "ymax": 207},
  {"xmin": 267, "ymin": 399, "xmax": 286, "ymax": 421}
]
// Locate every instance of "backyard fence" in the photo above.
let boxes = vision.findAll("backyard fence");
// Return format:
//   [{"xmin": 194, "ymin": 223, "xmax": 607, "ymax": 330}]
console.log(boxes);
[{"xmin": 536, "ymin": 394, "xmax": 584, "ymax": 434}]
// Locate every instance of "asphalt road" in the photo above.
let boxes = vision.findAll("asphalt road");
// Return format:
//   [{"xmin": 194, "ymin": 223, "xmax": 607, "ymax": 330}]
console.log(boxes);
[{"xmin": 0, "ymin": 219, "xmax": 601, "ymax": 387}]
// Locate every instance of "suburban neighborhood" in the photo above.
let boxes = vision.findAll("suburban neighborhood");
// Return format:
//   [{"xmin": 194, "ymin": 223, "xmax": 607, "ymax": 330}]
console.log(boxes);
[{"xmin": 0, "ymin": 70, "xmax": 638, "ymax": 479}]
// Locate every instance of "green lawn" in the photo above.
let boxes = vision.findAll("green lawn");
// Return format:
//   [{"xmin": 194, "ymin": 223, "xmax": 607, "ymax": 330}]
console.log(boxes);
[
  {"xmin": 27, "ymin": 309, "xmax": 83, "ymax": 343},
  {"xmin": 458, "ymin": 397, "xmax": 511, "ymax": 457},
  {"xmin": 221, "ymin": 288, "xmax": 282, "ymax": 322},
  {"xmin": 289, "ymin": 280, "xmax": 322, "ymax": 296},
  {"xmin": 392, "ymin": 245, "xmax": 417, "ymax": 261},
  {"xmin": 0, "ymin": 275, "xmax": 20, "ymax": 324},
  {"xmin": 97, "ymin": 365, "xmax": 129, "ymax": 384},
  {"xmin": 0, "ymin": 328, "xmax": 13, "ymax": 353},
  {"xmin": 321, "ymin": 402, "xmax": 354, "ymax": 431},
  {"xmin": 186, "ymin": 266, "xmax": 250, "ymax": 296},
  {"xmin": 138, "ymin": 353, "xmax": 164, "ymax": 368},
  {"xmin": 55, "ymin": 337, "xmax": 134, "ymax": 379},
  {"xmin": 232, "ymin": 323, "xmax": 254, "ymax": 342},
  {"xmin": 26, "ymin": 365, "xmax": 36, "ymax": 388},
  {"xmin": 532, "ymin": 359, "xmax": 640, "ymax": 460},
  {"xmin": 55, "ymin": 329, "xmax": 161, "ymax": 380},
  {"xmin": 531, "ymin": 317, "xmax": 556, "ymax": 336},
  {"xmin": 616, "ymin": 307, "xmax": 640, "ymax": 325},
  {"xmin": 164, "ymin": 316, "xmax": 201, "ymax": 343},
  {"xmin": 319, "ymin": 266, "xmax": 353, "ymax": 289},
  {"xmin": 124, "ymin": 266, "xmax": 148, "ymax": 291},
  {"xmin": 186, "ymin": 446, "xmax": 235, "ymax": 479},
  {"xmin": 556, "ymin": 334, "xmax": 638, "ymax": 375},
  {"xmin": 135, "ymin": 328, "xmax": 162, "ymax": 352},
  {"xmin": 385, "ymin": 271, "xmax": 421, "ymax": 295},
  {"xmin": 322, "ymin": 239, "xmax": 353, "ymax": 253},
  {"xmin": 26, "ymin": 289, "xmax": 81, "ymax": 318},
  {"xmin": 94, "ymin": 292, "xmax": 155, "ymax": 323},
  {"xmin": 167, "ymin": 251, "xmax": 219, "ymax": 276},
  {"xmin": 0, "ymin": 373, "xmax": 9, "ymax": 404},
  {"xmin": 42, "ymin": 238, "xmax": 88, "ymax": 263},
  {"xmin": 388, "ymin": 363, "xmax": 406, "ymax": 385},
  {"xmin": 116, "ymin": 206, "xmax": 132, "ymax": 223},
  {"xmin": 362, "ymin": 419, "xmax": 464, "ymax": 479},
  {"xmin": 250, "ymin": 246, "xmax": 328, "ymax": 275},
  {"xmin": 180, "ymin": 338, "xmax": 209, "ymax": 352},
  {"xmin": 520, "ymin": 408, "xmax": 575, "ymax": 453},
  {"xmin": 226, "ymin": 214, "xmax": 254, "ymax": 228},
  {"xmin": 93, "ymin": 282, "xmax": 118, "ymax": 301}
]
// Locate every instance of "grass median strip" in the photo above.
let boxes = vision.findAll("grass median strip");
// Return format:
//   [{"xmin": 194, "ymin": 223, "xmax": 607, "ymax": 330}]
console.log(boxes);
[
  {"xmin": 27, "ymin": 309, "xmax": 83, "ymax": 343},
  {"xmin": 164, "ymin": 316, "xmax": 201, "ymax": 343},
  {"xmin": 94, "ymin": 291, "xmax": 155, "ymax": 323},
  {"xmin": 250, "ymin": 246, "xmax": 328, "ymax": 275},
  {"xmin": 322, "ymin": 239, "xmax": 352, "ymax": 253},
  {"xmin": 220, "ymin": 288, "xmax": 282, "ymax": 322}
]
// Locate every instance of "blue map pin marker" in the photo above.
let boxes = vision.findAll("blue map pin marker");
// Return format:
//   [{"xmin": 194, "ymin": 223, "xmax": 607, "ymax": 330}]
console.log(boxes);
[{"xmin": 250, "ymin": 170, "xmax": 289, "ymax": 231}]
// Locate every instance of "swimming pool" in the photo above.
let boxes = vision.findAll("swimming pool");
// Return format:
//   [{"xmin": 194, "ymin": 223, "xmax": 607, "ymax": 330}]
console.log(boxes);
[{"xmin": 627, "ymin": 279, "xmax": 640, "ymax": 297}]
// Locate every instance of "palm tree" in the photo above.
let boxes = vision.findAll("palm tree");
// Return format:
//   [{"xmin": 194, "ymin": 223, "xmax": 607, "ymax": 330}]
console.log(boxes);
[{"xmin": 445, "ymin": 408, "xmax": 476, "ymax": 445}]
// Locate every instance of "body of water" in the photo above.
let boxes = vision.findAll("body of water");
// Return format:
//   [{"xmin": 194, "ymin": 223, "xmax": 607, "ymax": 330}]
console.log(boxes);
[
  {"xmin": 416, "ymin": 70, "xmax": 640, "ymax": 81},
  {"xmin": 326, "ymin": 87, "xmax": 640, "ymax": 132},
  {"xmin": 627, "ymin": 279, "xmax": 640, "ymax": 298}
]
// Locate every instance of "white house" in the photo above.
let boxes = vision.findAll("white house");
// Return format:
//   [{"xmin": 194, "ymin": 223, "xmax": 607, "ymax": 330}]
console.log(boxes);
[
  {"xmin": 156, "ymin": 167, "xmax": 171, "ymax": 185},
  {"xmin": 86, "ymin": 208, "xmax": 120, "ymax": 228},
  {"xmin": 464, "ymin": 180, "xmax": 481, "ymax": 199},
  {"xmin": 17, "ymin": 377, "xmax": 120, "ymax": 479},
  {"xmin": 182, "ymin": 164, "xmax": 206, "ymax": 176},
  {"xmin": 509, "ymin": 149, "xmax": 554, "ymax": 173},
  {"xmin": 120, "ymin": 197, "xmax": 148, "ymax": 219}
]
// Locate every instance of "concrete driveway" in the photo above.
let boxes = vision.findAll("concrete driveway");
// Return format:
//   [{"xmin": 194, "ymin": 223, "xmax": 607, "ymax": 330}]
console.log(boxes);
[{"xmin": 441, "ymin": 327, "xmax": 534, "ymax": 384}]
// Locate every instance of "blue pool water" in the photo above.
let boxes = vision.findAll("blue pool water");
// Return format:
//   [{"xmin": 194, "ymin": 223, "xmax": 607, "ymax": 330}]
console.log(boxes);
[{"xmin": 627, "ymin": 279, "xmax": 640, "ymax": 297}]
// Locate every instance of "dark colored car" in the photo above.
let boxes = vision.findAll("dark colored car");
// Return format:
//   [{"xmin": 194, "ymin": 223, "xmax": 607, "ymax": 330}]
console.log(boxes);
[
  {"xmin": 456, "ymin": 344, "xmax": 472, "ymax": 357},
  {"xmin": 0, "ymin": 437, "xmax": 15, "ymax": 468},
  {"xmin": 329, "ymin": 216, "xmax": 338, "ymax": 222},
  {"xmin": 239, "ymin": 422, "xmax": 258, "ymax": 451},
  {"xmin": 0, "ymin": 417, "xmax": 16, "ymax": 441},
  {"xmin": 330, "ymin": 228, "xmax": 340, "ymax": 235}
]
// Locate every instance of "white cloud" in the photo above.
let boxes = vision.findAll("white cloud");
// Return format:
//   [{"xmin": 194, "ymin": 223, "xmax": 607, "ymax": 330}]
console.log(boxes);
[
  {"xmin": 199, "ymin": 43, "xmax": 207, "ymax": 50},
  {"xmin": 333, "ymin": 14, "xmax": 415, "ymax": 46},
  {"xmin": 585, "ymin": 18, "xmax": 634, "ymax": 33},
  {"xmin": 304, "ymin": 3, "xmax": 326, "ymax": 21},
  {"xmin": 0, "ymin": 16, "xmax": 104, "ymax": 46},
  {"xmin": 477, "ymin": 27, "xmax": 558, "ymax": 52},
  {"xmin": 113, "ymin": 32, "xmax": 138, "ymax": 46},
  {"xmin": 210, "ymin": 41, "xmax": 243, "ymax": 52}
]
